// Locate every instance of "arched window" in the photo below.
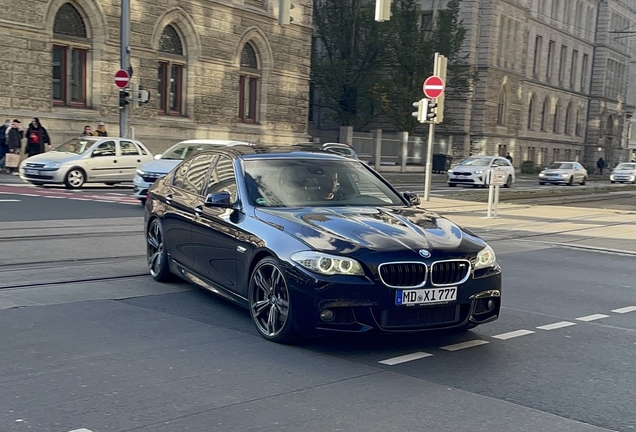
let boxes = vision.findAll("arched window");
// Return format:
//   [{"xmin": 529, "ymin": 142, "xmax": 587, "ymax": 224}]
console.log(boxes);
[
  {"xmin": 157, "ymin": 24, "xmax": 186, "ymax": 116},
  {"xmin": 540, "ymin": 97, "xmax": 549, "ymax": 131},
  {"xmin": 553, "ymin": 100, "xmax": 561, "ymax": 133},
  {"xmin": 564, "ymin": 102, "xmax": 573, "ymax": 134},
  {"xmin": 528, "ymin": 95, "xmax": 536, "ymax": 130},
  {"xmin": 497, "ymin": 86, "xmax": 508, "ymax": 125},
  {"xmin": 52, "ymin": 2, "xmax": 89, "ymax": 107},
  {"xmin": 239, "ymin": 42, "xmax": 260, "ymax": 123}
]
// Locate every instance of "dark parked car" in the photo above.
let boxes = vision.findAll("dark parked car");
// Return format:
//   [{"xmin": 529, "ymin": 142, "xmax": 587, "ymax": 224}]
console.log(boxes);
[{"xmin": 144, "ymin": 146, "xmax": 502, "ymax": 343}]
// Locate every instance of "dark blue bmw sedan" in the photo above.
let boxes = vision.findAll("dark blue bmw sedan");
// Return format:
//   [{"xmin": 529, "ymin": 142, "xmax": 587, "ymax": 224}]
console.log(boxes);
[{"xmin": 144, "ymin": 145, "xmax": 502, "ymax": 343}]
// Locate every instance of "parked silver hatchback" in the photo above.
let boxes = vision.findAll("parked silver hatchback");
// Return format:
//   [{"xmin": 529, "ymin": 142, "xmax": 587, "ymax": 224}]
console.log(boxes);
[{"xmin": 19, "ymin": 137, "xmax": 154, "ymax": 188}]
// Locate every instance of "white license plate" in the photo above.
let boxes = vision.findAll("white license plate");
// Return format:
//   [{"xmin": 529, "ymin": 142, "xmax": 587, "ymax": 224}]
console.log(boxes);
[
  {"xmin": 25, "ymin": 169, "xmax": 39, "ymax": 176},
  {"xmin": 456, "ymin": 175, "xmax": 466, "ymax": 179},
  {"xmin": 396, "ymin": 287, "xmax": 457, "ymax": 306}
]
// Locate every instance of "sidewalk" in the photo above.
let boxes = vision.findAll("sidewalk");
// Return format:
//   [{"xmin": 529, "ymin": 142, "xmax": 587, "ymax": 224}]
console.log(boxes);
[
  {"xmin": 381, "ymin": 171, "xmax": 615, "ymax": 184},
  {"xmin": 423, "ymin": 196, "xmax": 636, "ymax": 254}
]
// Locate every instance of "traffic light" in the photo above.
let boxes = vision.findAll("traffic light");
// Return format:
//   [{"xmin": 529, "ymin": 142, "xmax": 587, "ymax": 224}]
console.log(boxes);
[
  {"xmin": 278, "ymin": 0, "xmax": 294, "ymax": 25},
  {"xmin": 411, "ymin": 98, "xmax": 428, "ymax": 123},
  {"xmin": 119, "ymin": 89, "xmax": 129, "ymax": 107},
  {"xmin": 131, "ymin": 83, "xmax": 150, "ymax": 108},
  {"xmin": 426, "ymin": 99, "xmax": 438, "ymax": 122}
]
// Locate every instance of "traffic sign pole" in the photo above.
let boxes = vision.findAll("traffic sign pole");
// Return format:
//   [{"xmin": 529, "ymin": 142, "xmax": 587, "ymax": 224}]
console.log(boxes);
[
  {"xmin": 119, "ymin": 0, "xmax": 131, "ymax": 138},
  {"xmin": 424, "ymin": 52, "xmax": 447, "ymax": 202}
]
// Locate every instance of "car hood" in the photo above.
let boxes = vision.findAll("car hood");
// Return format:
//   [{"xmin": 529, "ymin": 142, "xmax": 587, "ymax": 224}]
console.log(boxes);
[
  {"xmin": 541, "ymin": 169, "xmax": 572, "ymax": 174},
  {"xmin": 256, "ymin": 206, "xmax": 487, "ymax": 255},
  {"xmin": 451, "ymin": 165, "xmax": 489, "ymax": 172},
  {"xmin": 23, "ymin": 151, "xmax": 81, "ymax": 164},
  {"xmin": 612, "ymin": 169, "xmax": 636, "ymax": 174},
  {"xmin": 138, "ymin": 158, "xmax": 181, "ymax": 174}
]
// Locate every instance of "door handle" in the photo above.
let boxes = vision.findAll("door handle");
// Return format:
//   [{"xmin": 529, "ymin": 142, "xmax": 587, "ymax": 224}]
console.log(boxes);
[
  {"xmin": 113, "ymin": 160, "xmax": 117, "ymax": 163},
  {"xmin": 194, "ymin": 206, "xmax": 203, "ymax": 216},
  {"xmin": 166, "ymin": 194, "xmax": 172, "ymax": 204},
  {"xmin": 137, "ymin": 159, "xmax": 141, "ymax": 163}
]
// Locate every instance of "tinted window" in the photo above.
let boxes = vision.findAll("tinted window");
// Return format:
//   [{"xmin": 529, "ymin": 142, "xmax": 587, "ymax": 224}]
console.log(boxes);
[
  {"xmin": 458, "ymin": 157, "xmax": 491, "ymax": 167},
  {"xmin": 120, "ymin": 141, "xmax": 139, "ymax": 155},
  {"xmin": 549, "ymin": 162, "xmax": 573, "ymax": 169},
  {"xmin": 205, "ymin": 156, "xmax": 237, "ymax": 201},
  {"xmin": 181, "ymin": 154, "xmax": 216, "ymax": 195},
  {"xmin": 136, "ymin": 143, "xmax": 148, "ymax": 155},
  {"xmin": 93, "ymin": 141, "xmax": 116, "ymax": 157},
  {"xmin": 54, "ymin": 138, "xmax": 92, "ymax": 154},
  {"xmin": 162, "ymin": 143, "xmax": 215, "ymax": 160},
  {"xmin": 172, "ymin": 160, "xmax": 191, "ymax": 189},
  {"xmin": 243, "ymin": 159, "xmax": 404, "ymax": 207}
]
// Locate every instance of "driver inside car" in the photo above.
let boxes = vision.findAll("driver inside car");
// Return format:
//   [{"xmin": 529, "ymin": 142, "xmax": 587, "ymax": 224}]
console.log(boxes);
[{"xmin": 306, "ymin": 172, "xmax": 340, "ymax": 201}]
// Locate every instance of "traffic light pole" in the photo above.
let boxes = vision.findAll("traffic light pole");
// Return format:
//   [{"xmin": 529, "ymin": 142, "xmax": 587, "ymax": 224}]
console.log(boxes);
[
  {"xmin": 119, "ymin": 0, "xmax": 131, "ymax": 138},
  {"xmin": 424, "ymin": 122, "xmax": 435, "ymax": 201}
]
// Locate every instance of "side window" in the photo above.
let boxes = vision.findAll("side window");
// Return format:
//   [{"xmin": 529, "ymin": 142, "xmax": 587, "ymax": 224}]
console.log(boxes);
[
  {"xmin": 135, "ymin": 142, "xmax": 148, "ymax": 155},
  {"xmin": 183, "ymin": 154, "xmax": 217, "ymax": 195},
  {"xmin": 92, "ymin": 141, "xmax": 116, "ymax": 157},
  {"xmin": 172, "ymin": 160, "xmax": 191, "ymax": 189},
  {"xmin": 120, "ymin": 141, "xmax": 139, "ymax": 156},
  {"xmin": 205, "ymin": 156, "xmax": 237, "ymax": 201}
]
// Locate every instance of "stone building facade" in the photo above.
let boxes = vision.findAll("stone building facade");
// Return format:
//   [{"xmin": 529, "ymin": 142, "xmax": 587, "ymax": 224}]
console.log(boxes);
[
  {"xmin": 0, "ymin": 0, "xmax": 312, "ymax": 153},
  {"xmin": 422, "ymin": 0, "xmax": 636, "ymax": 170}
]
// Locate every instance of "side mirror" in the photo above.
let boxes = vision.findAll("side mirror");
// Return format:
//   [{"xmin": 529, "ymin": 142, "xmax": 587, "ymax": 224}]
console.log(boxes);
[
  {"xmin": 154, "ymin": 154, "xmax": 162, "ymax": 160},
  {"xmin": 204, "ymin": 191, "xmax": 232, "ymax": 207},
  {"xmin": 404, "ymin": 191, "xmax": 420, "ymax": 206}
]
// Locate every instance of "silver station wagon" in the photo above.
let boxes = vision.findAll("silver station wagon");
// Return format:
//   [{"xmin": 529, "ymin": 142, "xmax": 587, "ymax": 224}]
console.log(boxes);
[{"xmin": 19, "ymin": 137, "xmax": 154, "ymax": 188}]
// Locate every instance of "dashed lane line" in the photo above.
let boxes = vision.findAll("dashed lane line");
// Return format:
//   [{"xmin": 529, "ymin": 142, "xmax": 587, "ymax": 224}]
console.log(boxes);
[
  {"xmin": 612, "ymin": 306, "xmax": 636, "ymax": 314},
  {"xmin": 537, "ymin": 321, "xmax": 577, "ymax": 331},
  {"xmin": 67, "ymin": 429, "xmax": 93, "ymax": 432},
  {"xmin": 440, "ymin": 340, "xmax": 489, "ymax": 352},
  {"xmin": 492, "ymin": 329, "xmax": 535, "ymax": 340},
  {"xmin": 378, "ymin": 352, "xmax": 434, "ymax": 365},
  {"xmin": 576, "ymin": 314, "xmax": 610, "ymax": 322},
  {"xmin": 43, "ymin": 195, "xmax": 64, "ymax": 199},
  {"xmin": 0, "ymin": 199, "xmax": 20, "ymax": 202}
]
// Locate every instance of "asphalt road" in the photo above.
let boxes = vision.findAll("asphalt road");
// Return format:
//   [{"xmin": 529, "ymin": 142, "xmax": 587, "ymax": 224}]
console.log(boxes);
[{"xmin": 0, "ymin": 185, "xmax": 634, "ymax": 431}]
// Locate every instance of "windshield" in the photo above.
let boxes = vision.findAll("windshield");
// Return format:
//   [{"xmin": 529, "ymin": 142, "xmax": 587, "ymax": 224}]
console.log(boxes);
[
  {"xmin": 615, "ymin": 163, "xmax": 636, "ymax": 170},
  {"xmin": 549, "ymin": 163, "xmax": 573, "ymax": 170},
  {"xmin": 243, "ymin": 159, "xmax": 405, "ymax": 207},
  {"xmin": 457, "ymin": 157, "xmax": 491, "ymax": 167},
  {"xmin": 162, "ymin": 143, "xmax": 214, "ymax": 160},
  {"xmin": 53, "ymin": 138, "xmax": 93, "ymax": 155}
]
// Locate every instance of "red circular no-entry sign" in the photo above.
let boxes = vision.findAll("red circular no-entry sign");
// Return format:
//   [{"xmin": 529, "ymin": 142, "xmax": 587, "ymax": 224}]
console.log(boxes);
[
  {"xmin": 114, "ymin": 69, "xmax": 130, "ymax": 89},
  {"xmin": 423, "ymin": 75, "xmax": 445, "ymax": 99}
]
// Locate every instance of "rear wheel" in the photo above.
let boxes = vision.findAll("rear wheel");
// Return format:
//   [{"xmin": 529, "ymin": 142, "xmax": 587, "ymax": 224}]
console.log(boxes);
[
  {"xmin": 249, "ymin": 257, "xmax": 296, "ymax": 344},
  {"xmin": 504, "ymin": 175, "xmax": 512, "ymax": 188},
  {"xmin": 448, "ymin": 183, "xmax": 456, "ymax": 187},
  {"xmin": 146, "ymin": 218, "xmax": 173, "ymax": 282}
]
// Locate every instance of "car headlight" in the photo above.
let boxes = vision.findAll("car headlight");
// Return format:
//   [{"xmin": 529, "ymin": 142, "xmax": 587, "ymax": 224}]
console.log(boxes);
[
  {"xmin": 539, "ymin": 172, "xmax": 545, "ymax": 176},
  {"xmin": 474, "ymin": 170, "xmax": 484, "ymax": 174},
  {"xmin": 290, "ymin": 251, "xmax": 364, "ymax": 276},
  {"xmin": 44, "ymin": 162, "xmax": 61, "ymax": 169},
  {"xmin": 561, "ymin": 173, "xmax": 569, "ymax": 177},
  {"xmin": 473, "ymin": 245, "xmax": 497, "ymax": 270},
  {"xmin": 136, "ymin": 169, "xmax": 145, "ymax": 176},
  {"xmin": 447, "ymin": 169, "xmax": 453, "ymax": 174}
]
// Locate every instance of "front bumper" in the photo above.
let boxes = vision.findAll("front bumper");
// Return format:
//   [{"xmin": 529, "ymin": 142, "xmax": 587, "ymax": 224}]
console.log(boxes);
[
  {"xmin": 286, "ymin": 264, "xmax": 502, "ymax": 334},
  {"xmin": 133, "ymin": 174, "xmax": 154, "ymax": 199},
  {"xmin": 19, "ymin": 167, "xmax": 68, "ymax": 184},
  {"xmin": 539, "ymin": 175, "xmax": 570, "ymax": 183},
  {"xmin": 448, "ymin": 172, "xmax": 485, "ymax": 185},
  {"xmin": 610, "ymin": 174, "xmax": 635, "ymax": 182}
]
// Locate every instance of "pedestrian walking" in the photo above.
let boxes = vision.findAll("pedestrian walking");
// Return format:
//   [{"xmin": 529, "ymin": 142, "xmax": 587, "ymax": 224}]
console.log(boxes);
[
  {"xmin": 597, "ymin": 157, "xmax": 605, "ymax": 176},
  {"xmin": 25, "ymin": 118, "xmax": 51, "ymax": 157},
  {"xmin": 93, "ymin": 122, "xmax": 107, "ymax": 137},
  {"xmin": 0, "ymin": 119, "xmax": 9, "ymax": 170},
  {"xmin": 81, "ymin": 125, "xmax": 93, "ymax": 136},
  {"xmin": 5, "ymin": 119, "xmax": 23, "ymax": 174},
  {"xmin": 505, "ymin": 152, "xmax": 513, "ymax": 164}
]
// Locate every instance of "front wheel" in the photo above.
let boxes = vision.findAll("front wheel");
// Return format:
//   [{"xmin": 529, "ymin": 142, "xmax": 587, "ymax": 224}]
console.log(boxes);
[
  {"xmin": 249, "ymin": 257, "xmax": 296, "ymax": 344},
  {"xmin": 580, "ymin": 176, "xmax": 587, "ymax": 185},
  {"xmin": 504, "ymin": 176, "xmax": 512, "ymax": 188},
  {"xmin": 146, "ymin": 218, "xmax": 173, "ymax": 282},
  {"xmin": 448, "ymin": 183, "xmax": 456, "ymax": 187},
  {"xmin": 64, "ymin": 168, "xmax": 85, "ymax": 189},
  {"xmin": 568, "ymin": 176, "xmax": 574, "ymax": 186}
]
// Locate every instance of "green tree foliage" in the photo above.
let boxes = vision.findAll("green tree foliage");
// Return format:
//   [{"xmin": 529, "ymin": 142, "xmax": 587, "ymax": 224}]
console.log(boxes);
[{"xmin": 311, "ymin": 0, "xmax": 473, "ymax": 131}]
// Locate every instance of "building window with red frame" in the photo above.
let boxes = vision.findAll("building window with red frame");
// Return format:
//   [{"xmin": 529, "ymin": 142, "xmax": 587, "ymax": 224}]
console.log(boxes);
[
  {"xmin": 157, "ymin": 25, "xmax": 186, "ymax": 116},
  {"xmin": 239, "ymin": 43, "xmax": 260, "ymax": 123},
  {"xmin": 52, "ymin": 3, "xmax": 89, "ymax": 107}
]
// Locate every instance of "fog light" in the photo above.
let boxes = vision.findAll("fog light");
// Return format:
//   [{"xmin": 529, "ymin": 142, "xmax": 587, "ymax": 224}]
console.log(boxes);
[
  {"xmin": 487, "ymin": 299, "xmax": 495, "ymax": 311},
  {"xmin": 320, "ymin": 309, "xmax": 334, "ymax": 322}
]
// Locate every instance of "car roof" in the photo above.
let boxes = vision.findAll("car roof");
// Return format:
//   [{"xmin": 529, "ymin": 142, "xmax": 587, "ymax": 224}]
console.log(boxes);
[
  {"xmin": 186, "ymin": 144, "xmax": 351, "ymax": 161},
  {"xmin": 553, "ymin": 161, "xmax": 577, "ymax": 164},
  {"xmin": 177, "ymin": 139, "xmax": 254, "ymax": 146}
]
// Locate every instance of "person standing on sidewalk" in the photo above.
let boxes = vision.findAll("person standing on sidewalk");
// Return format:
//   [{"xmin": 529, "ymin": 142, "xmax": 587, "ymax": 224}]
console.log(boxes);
[
  {"xmin": 25, "ymin": 118, "xmax": 51, "ymax": 157},
  {"xmin": 5, "ymin": 119, "xmax": 23, "ymax": 174},
  {"xmin": 0, "ymin": 119, "xmax": 9, "ymax": 170},
  {"xmin": 597, "ymin": 157, "xmax": 605, "ymax": 176},
  {"xmin": 93, "ymin": 122, "xmax": 108, "ymax": 137}
]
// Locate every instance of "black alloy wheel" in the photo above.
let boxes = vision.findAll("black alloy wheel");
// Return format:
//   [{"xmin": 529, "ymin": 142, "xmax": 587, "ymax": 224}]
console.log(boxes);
[
  {"xmin": 248, "ymin": 257, "xmax": 295, "ymax": 343},
  {"xmin": 146, "ymin": 218, "xmax": 172, "ymax": 282}
]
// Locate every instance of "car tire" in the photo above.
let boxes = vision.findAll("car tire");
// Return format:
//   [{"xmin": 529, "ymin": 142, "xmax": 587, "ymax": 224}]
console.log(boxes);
[
  {"xmin": 580, "ymin": 176, "xmax": 587, "ymax": 185},
  {"xmin": 504, "ymin": 175, "xmax": 512, "ymax": 188},
  {"xmin": 140, "ymin": 198, "xmax": 146, "ymax": 206},
  {"xmin": 64, "ymin": 168, "xmax": 86, "ymax": 189},
  {"xmin": 611, "ymin": 181, "xmax": 615, "ymax": 184},
  {"xmin": 146, "ymin": 218, "xmax": 173, "ymax": 282},
  {"xmin": 248, "ymin": 257, "xmax": 296, "ymax": 344},
  {"xmin": 29, "ymin": 181, "xmax": 46, "ymax": 186},
  {"xmin": 448, "ymin": 183, "xmax": 456, "ymax": 187},
  {"xmin": 568, "ymin": 176, "xmax": 574, "ymax": 186},
  {"xmin": 539, "ymin": 182, "xmax": 545, "ymax": 185},
  {"xmin": 105, "ymin": 182, "xmax": 118, "ymax": 186}
]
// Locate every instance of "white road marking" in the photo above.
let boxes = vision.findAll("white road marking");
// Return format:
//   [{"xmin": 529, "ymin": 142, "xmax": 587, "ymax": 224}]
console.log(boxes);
[
  {"xmin": 576, "ymin": 314, "xmax": 609, "ymax": 322},
  {"xmin": 378, "ymin": 352, "xmax": 433, "ymax": 365},
  {"xmin": 120, "ymin": 201, "xmax": 140, "ymax": 205},
  {"xmin": 94, "ymin": 199, "xmax": 118, "ymax": 203},
  {"xmin": 537, "ymin": 321, "xmax": 576, "ymax": 330},
  {"xmin": 19, "ymin": 193, "xmax": 39, "ymax": 196},
  {"xmin": 67, "ymin": 429, "xmax": 93, "ymax": 432},
  {"xmin": 43, "ymin": 195, "xmax": 64, "ymax": 199},
  {"xmin": 611, "ymin": 306, "xmax": 636, "ymax": 314},
  {"xmin": 492, "ymin": 329, "xmax": 535, "ymax": 340},
  {"xmin": 69, "ymin": 198, "xmax": 92, "ymax": 201},
  {"xmin": 440, "ymin": 339, "xmax": 489, "ymax": 351},
  {"xmin": 0, "ymin": 199, "xmax": 20, "ymax": 202}
]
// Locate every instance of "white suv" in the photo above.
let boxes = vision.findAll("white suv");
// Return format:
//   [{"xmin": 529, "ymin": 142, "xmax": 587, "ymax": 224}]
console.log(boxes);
[{"xmin": 447, "ymin": 156, "xmax": 515, "ymax": 188}]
